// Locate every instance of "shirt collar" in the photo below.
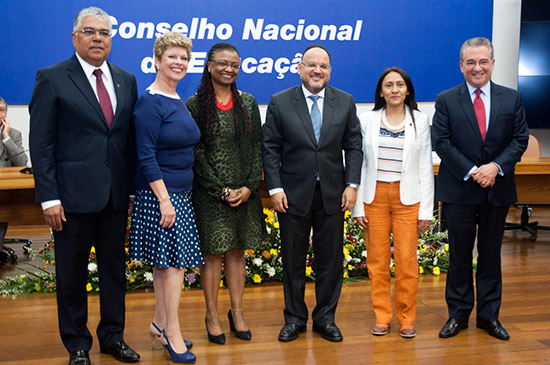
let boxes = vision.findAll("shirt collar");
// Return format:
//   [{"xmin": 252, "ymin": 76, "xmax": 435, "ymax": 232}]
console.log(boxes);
[
  {"xmin": 466, "ymin": 81, "xmax": 491, "ymax": 97},
  {"xmin": 75, "ymin": 52, "xmax": 111, "ymax": 83},
  {"xmin": 301, "ymin": 84, "xmax": 326, "ymax": 100}
]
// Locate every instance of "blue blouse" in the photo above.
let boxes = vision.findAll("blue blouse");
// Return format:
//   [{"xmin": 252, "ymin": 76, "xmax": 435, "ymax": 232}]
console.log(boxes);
[{"xmin": 133, "ymin": 88, "xmax": 201, "ymax": 192}]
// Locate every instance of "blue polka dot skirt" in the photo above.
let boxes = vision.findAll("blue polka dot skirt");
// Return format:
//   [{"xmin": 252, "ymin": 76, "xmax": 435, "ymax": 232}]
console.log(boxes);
[{"xmin": 130, "ymin": 189, "xmax": 204, "ymax": 268}]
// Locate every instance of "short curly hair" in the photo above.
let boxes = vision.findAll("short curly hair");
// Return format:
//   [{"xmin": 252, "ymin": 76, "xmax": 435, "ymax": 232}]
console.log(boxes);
[{"xmin": 153, "ymin": 32, "xmax": 193, "ymax": 60}]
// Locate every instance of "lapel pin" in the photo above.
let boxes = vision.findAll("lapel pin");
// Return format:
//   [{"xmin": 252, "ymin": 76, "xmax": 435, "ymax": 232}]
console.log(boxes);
[{"xmin": 117, "ymin": 84, "xmax": 121, "ymax": 88}]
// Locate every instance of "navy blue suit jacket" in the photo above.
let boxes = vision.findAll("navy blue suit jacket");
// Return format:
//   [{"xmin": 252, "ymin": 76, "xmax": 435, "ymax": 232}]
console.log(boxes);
[
  {"xmin": 432, "ymin": 81, "xmax": 529, "ymax": 206},
  {"xmin": 29, "ymin": 54, "xmax": 138, "ymax": 213}
]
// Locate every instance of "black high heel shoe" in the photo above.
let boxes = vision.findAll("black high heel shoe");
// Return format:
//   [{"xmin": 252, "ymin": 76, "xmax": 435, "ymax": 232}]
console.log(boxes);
[
  {"xmin": 205, "ymin": 319, "xmax": 225, "ymax": 344},
  {"xmin": 228, "ymin": 309, "xmax": 252, "ymax": 340}
]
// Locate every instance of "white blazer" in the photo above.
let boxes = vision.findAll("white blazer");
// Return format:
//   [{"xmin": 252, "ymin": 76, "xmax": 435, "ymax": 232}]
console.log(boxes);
[{"xmin": 351, "ymin": 107, "xmax": 434, "ymax": 220}]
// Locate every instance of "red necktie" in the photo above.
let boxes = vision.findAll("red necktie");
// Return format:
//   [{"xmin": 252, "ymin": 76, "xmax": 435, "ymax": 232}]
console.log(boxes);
[
  {"xmin": 93, "ymin": 69, "xmax": 114, "ymax": 128},
  {"xmin": 474, "ymin": 88, "xmax": 486, "ymax": 140}
]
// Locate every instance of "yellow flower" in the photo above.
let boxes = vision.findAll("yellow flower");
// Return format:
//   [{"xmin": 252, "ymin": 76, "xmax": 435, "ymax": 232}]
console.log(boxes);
[
  {"xmin": 129, "ymin": 277, "xmax": 135, "ymax": 283},
  {"xmin": 343, "ymin": 247, "xmax": 349, "ymax": 257},
  {"xmin": 390, "ymin": 266, "xmax": 395, "ymax": 274},
  {"xmin": 418, "ymin": 244, "xmax": 426, "ymax": 252},
  {"xmin": 269, "ymin": 249, "xmax": 278, "ymax": 257},
  {"xmin": 344, "ymin": 210, "xmax": 351, "ymax": 219},
  {"xmin": 444, "ymin": 244, "xmax": 449, "ymax": 252},
  {"xmin": 343, "ymin": 270, "xmax": 349, "ymax": 278},
  {"xmin": 348, "ymin": 264, "xmax": 353, "ymax": 271},
  {"xmin": 125, "ymin": 247, "xmax": 129, "ymax": 253},
  {"xmin": 86, "ymin": 283, "xmax": 92, "ymax": 292},
  {"xmin": 131, "ymin": 260, "xmax": 137, "ymax": 265},
  {"xmin": 419, "ymin": 266, "xmax": 424, "ymax": 274},
  {"xmin": 244, "ymin": 249, "xmax": 255, "ymax": 256},
  {"xmin": 345, "ymin": 244, "xmax": 354, "ymax": 252},
  {"xmin": 253, "ymin": 274, "xmax": 262, "ymax": 283},
  {"xmin": 35, "ymin": 283, "xmax": 41, "ymax": 291},
  {"xmin": 127, "ymin": 263, "xmax": 132, "ymax": 268},
  {"xmin": 51, "ymin": 261, "xmax": 55, "ymax": 265},
  {"xmin": 273, "ymin": 222, "xmax": 280, "ymax": 229},
  {"xmin": 305, "ymin": 266, "xmax": 312, "ymax": 276},
  {"xmin": 433, "ymin": 267, "xmax": 441, "ymax": 276},
  {"xmin": 90, "ymin": 247, "xmax": 96, "ymax": 254},
  {"xmin": 45, "ymin": 260, "xmax": 49, "ymax": 265},
  {"xmin": 262, "ymin": 251, "xmax": 271, "ymax": 259},
  {"xmin": 219, "ymin": 280, "xmax": 224, "ymax": 288}
]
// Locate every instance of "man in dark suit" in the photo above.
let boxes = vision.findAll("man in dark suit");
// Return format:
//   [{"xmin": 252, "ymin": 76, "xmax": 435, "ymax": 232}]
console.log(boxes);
[
  {"xmin": 0, "ymin": 97, "xmax": 28, "ymax": 167},
  {"xmin": 29, "ymin": 7, "xmax": 139, "ymax": 364},
  {"xmin": 263, "ymin": 45, "xmax": 362, "ymax": 342},
  {"xmin": 432, "ymin": 37, "xmax": 529, "ymax": 341}
]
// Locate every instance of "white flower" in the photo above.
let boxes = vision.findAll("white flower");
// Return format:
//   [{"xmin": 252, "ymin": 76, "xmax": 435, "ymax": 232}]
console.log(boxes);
[
  {"xmin": 433, "ymin": 258, "xmax": 438, "ymax": 266},
  {"xmin": 88, "ymin": 263, "xmax": 98, "ymax": 273},
  {"xmin": 266, "ymin": 266, "xmax": 276, "ymax": 277},
  {"xmin": 144, "ymin": 272, "xmax": 153, "ymax": 282},
  {"xmin": 266, "ymin": 226, "xmax": 271, "ymax": 234},
  {"xmin": 361, "ymin": 250, "xmax": 367, "ymax": 258},
  {"xmin": 253, "ymin": 258, "xmax": 263, "ymax": 267}
]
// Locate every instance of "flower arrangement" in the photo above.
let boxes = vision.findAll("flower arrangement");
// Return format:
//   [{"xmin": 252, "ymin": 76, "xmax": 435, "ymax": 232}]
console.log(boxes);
[{"xmin": 1, "ymin": 210, "xmax": 453, "ymax": 298}]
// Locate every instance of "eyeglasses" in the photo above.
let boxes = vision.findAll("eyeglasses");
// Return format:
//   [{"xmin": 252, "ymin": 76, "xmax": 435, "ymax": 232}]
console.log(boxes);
[
  {"xmin": 74, "ymin": 28, "xmax": 112, "ymax": 38},
  {"xmin": 209, "ymin": 60, "xmax": 241, "ymax": 70},
  {"xmin": 301, "ymin": 62, "xmax": 331, "ymax": 71},
  {"xmin": 464, "ymin": 59, "xmax": 492, "ymax": 69}
]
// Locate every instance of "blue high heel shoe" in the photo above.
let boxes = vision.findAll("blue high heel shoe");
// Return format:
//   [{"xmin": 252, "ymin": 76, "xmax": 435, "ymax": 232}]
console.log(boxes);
[
  {"xmin": 162, "ymin": 330, "xmax": 196, "ymax": 364},
  {"xmin": 151, "ymin": 322, "xmax": 193, "ymax": 349}
]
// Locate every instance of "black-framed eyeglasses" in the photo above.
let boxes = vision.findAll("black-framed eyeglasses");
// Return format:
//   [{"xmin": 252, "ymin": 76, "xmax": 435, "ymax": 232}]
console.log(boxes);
[
  {"xmin": 74, "ymin": 28, "xmax": 112, "ymax": 38},
  {"xmin": 209, "ymin": 60, "xmax": 241, "ymax": 70}
]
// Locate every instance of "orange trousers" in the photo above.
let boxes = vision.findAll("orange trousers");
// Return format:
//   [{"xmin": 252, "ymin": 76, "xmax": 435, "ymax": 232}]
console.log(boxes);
[{"xmin": 363, "ymin": 181, "xmax": 419, "ymax": 326}]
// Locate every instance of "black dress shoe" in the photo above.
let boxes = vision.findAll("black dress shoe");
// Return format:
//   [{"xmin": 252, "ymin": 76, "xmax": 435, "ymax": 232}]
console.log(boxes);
[
  {"xmin": 278, "ymin": 323, "xmax": 306, "ymax": 342},
  {"xmin": 100, "ymin": 341, "xmax": 140, "ymax": 362},
  {"xmin": 312, "ymin": 323, "xmax": 343, "ymax": 342},
  {"xmin": 476, "ymin": 318, "xmax": 510, "ymax": 340},
  {"xmin": 439, "ymin": 318, "xmax": 468, "ymax": 338},
  {"xmin": 69, "ymin": 350, "xmax": 90, "ymax": 365}
]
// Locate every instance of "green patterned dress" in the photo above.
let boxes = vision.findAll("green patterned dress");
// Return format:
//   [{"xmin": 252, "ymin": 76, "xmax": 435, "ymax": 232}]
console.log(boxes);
[{"xmin": 186, "ymin": 92, "xmax": 265, "ymax": 256}]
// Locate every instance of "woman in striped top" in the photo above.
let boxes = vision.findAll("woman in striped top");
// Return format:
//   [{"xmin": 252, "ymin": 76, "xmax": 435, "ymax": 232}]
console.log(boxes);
[{"xmin": 352, "ymin": 67, "xmax": 434, "ymax": 338}]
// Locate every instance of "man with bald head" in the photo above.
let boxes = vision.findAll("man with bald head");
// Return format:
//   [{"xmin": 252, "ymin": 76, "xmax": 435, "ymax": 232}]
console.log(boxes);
[
  {"xmin": 30, "ymin": 7, "xmax": 139, "ymax": 364},
  {"xmin": 263, "ymin": 44, "xmax": 362, "ymax": 342}
]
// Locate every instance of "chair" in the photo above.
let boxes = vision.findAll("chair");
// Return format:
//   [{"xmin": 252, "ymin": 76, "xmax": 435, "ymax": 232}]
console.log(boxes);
[{"xmin": 504, "ymin": 135, "xmax": 550, "ymax": 241}]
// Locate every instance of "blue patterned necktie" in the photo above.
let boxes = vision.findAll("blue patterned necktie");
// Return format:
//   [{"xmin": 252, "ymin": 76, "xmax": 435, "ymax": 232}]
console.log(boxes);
[{"xmin": 308, "ymin": 95, "xmax": 322, "ymax": 143}]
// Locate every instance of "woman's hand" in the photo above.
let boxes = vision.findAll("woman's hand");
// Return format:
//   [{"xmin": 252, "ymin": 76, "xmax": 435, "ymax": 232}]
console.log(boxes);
[
  {"xmin": 355, "ymin": 216, "xmax": 369, "ymax": 230},
  {"xmin": 417, "ymin": 219, "xmax": 431, "ymax": 234},
  {"xmin": 226, "ymin": 186, "xmax": 252, "ymax": 207},
  {"xmin": 159, "ymin": 199, "xmax": 176, "ymax": 229}
]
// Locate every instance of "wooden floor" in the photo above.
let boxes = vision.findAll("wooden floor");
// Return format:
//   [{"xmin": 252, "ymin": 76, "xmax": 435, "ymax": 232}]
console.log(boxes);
[{"xmin": 1, "ymin": 207, "xmax": 550, "ymax": 364}]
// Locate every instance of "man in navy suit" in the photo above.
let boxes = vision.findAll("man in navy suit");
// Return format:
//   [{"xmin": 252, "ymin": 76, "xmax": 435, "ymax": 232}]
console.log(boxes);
[
  {"xmin": 263, "ymin": 45, "xmax": 362, "ymax": 342},
  {"xmin": 432, "ymin": 37, "xmax": 529, "ymax": 341},
  {"xmin": 29, "ymin": 7, "xmax": 139, "ymax": 364}
]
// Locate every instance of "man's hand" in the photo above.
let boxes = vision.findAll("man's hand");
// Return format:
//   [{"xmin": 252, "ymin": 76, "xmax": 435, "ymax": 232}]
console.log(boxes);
[
  {"xmin": 355, "ymin": 216, "xmax": 368, "ymax": 230},
  {"xmin": 271, "ymin": 191, "xmax": 288, "ymax": 213},
  {"xmin": 226, "ymin": 187, "xmax": 252, "ymax": 207},
  {"xmin": 128, "ymin": 196, "xmax": 135, "ymax": 216},
  {"xmin": 43, "ymin": 204, "xmax": 66, "ymax": 231},
  {"xmin": 472, "ymin": 163, "xmax": 499, "ymax": 188},
  {"xmin": 341, "ymin": 186, "xmax": 357, "ymax": 212},
  {"xmin": 1, "ymin": 118, "xmax": 11, "ymax": 139}
]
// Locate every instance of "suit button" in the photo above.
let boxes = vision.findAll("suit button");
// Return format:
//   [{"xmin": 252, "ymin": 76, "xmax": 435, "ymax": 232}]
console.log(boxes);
[{"xmin": 106, "ymin": 162, "xmax": 111, "ymax": 167}]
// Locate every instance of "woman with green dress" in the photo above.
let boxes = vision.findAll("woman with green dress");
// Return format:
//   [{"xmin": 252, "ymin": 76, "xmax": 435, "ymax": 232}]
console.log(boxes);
[{"xmin": 186, "ymin": 42, "xmax": 265, "ymax": 344}]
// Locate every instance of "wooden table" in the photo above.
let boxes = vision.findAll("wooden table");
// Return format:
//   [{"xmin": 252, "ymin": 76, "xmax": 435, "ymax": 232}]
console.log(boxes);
[
  {"xmin": 433, "ymin": 156, "xmax": 550, "ymax": 204},
  {"xmin": 0, "ymin": 167, "xmax": 44, "ymax": 226}
]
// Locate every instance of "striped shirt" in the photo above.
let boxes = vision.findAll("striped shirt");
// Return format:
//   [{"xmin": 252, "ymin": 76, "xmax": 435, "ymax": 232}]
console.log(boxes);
[{"xmin": 377, "ymin": 110, "xmax": 406, "ymax": 182}]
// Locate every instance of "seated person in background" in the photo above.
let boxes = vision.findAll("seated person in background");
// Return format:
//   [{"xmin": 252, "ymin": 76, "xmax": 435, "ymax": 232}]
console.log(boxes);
[{"xmin": 0, "ymin": 96, "xmax": 28, "ymax": 167}]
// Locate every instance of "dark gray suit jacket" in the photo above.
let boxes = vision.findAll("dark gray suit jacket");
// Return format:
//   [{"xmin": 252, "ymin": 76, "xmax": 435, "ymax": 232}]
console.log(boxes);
[
  {"xmin": 432, "ymin": 81, "xmax": 529, "ymax": 206},
  {"xmin": 0, "ymin": 128, "xmax": 28, "ymax": 167},
  {"xmin": 263, "ymin": 85, "xmax": 362, "ymax": 216},
  {"xmin": 29, "ymin": 54, "xmax": 138, "ymax": 213}
]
